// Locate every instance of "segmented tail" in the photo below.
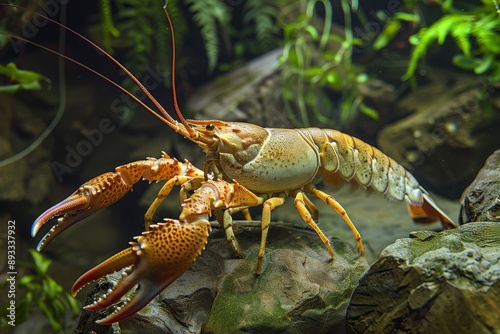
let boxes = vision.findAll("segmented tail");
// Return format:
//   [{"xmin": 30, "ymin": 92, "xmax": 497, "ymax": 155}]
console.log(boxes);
[{"xmin": 305, "ymin": 128, "xmax": 456, "ymax": 229}]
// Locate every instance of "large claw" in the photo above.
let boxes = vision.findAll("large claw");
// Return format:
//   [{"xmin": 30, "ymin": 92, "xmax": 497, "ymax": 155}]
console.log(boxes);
[
  {"xmin": 32, "ymin": 172, "xmax": 132, "ymax": 251},
  {"xmin": 71, "ymin": 219, "xmax": 211, "ymax": 325}
]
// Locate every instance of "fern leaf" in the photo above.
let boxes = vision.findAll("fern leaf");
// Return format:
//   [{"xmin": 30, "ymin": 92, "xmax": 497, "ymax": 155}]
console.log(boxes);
[
  {"xmin": 403, "ymin": 14, "xmax": 475, "ymax": 79},
  {"xmin": 243, "ymin": 0, "xmax": 279, "ymax": 50},
  {"xmin": 99, "ymin": 0, "xmax": 120, "ymax": 53},
  {"xmin": 451, "ymin": 21, "xmax": 473, "ymax": 56},
  {"xmin": 186, "ymin": 0, "xmax": 231, "ymax": 72},
  {"xmin": 473, "ymin": 14, "xmax": 500, "ymax": 54}
]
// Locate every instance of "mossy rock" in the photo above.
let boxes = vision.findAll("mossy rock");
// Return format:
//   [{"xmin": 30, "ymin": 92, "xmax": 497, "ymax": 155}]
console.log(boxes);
[
  {"xmin": 347, "ymin": 222, "xmax": 500, "ymax": 334},
  {"xmin": 77, "ymin": 223, "xmax": 368, "ymax": 333},
  {"xmin": 203, "ymin": 226, "xmax": 367, "ymax": 334}
]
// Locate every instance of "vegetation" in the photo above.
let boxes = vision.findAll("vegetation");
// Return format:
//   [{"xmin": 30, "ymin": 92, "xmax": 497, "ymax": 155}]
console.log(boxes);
[
  {"xmin": 0, "ymin": 250, "xmax": 79, "ymax": 333},
  {"xmin": 98, "ymin": 0, "xmax": 280, "ymax": 85},
  {"xmin": 375, "ymin": 0, "xmax": 500, "ymax": 83},
  {"xmin": 278, "ymin": 0, "xmax": 375, "ymax": 127},
  {"xmin": 0, "ymin": 62, "xmax": 47, "ymax": 93}
]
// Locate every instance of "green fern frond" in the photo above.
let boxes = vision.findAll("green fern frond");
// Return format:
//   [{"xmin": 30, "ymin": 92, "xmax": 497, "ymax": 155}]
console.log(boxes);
[
  {"xmin": 473, "ymin": 14, "xmax": 500, "ymax": 53},
  {"xmin": 100, "ymin": 0, "xmax": 120, "ymax": 53},
  {"xmin": 403, "ymin": 14, "xmax": 475, "ymax": 79},
  {"xmin": 243, "ymin": 0, "xmax": 279, "ymax": 50},
  {"xmin": 186, "ymin": 0, "xmax": 231, "ymax": 72},
  {"xmin": 451, "ymin": 21, "xmax": 473, "ymax": 56}
]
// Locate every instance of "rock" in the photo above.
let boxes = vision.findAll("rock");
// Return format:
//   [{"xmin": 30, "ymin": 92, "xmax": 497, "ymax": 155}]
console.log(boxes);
[
  {"xmin": 377, "ymin": 70, "xmax": 500, "ymax": 198},
  {"xmin": 0, "ymin": 93, "xmax": 53, "ymax": 204},
  {"xmin": 460, "ymin": 149, "xmax": 500, "ymax": 224},
  {"xmin": 346, "ymin": 222, "xmax": 500, "ymax": 334},
  {"xmin": 76, "ymin": 224, "xmax": 368, "ymax": 333},
  {"xmin": 186, "ymin": 49, "xmax": 291, "ymax": 128}
]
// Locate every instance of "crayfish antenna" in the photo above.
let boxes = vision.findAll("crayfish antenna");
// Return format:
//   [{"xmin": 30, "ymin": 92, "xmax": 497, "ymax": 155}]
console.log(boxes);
[{"xmin": 162, "ymin": 2, "xmax": 198, "ymax": 139}]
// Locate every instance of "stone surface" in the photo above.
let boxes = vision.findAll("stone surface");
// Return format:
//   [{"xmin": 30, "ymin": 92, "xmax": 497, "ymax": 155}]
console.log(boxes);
[
  {"xmin": 76, "ymin": 224, "xmax": 368, "ymax": 333},
  {"xmin": 186, "ymin": 49, "xmax": 291, "ymax": 128},
  {"xmin": 460, "ymin": 149, "xmax": 500, "ymax": 224},
  {"xmin": 0, "ymin": 93, "xmax": 53, "ymax": 204},
  {"xmin": 346, "ymin": 222, "xmax": 500, "ymax": 334},
  {"xmin": 377, "ymin": 70, "xmax": 500, "ymax": 198}
]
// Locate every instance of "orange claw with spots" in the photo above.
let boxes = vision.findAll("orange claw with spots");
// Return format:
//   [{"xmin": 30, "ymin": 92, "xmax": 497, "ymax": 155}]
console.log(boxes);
[
  {"xmin": 68, "ymin": 179, "xmax": 261, "ymax": 324},
  {"xmin": 32, "ymin": 152, "xmax": 204, "ymax": 251},
  {"xmin": 72, "ymin": 219, "xmax": 211, "ymax": 325}
]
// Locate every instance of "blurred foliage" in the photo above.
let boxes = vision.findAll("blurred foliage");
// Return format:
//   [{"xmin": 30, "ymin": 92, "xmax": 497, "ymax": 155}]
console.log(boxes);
[
  {"xmin": 0, "ymin": 249, "xmax": 79, "ymax": 333},
  {"xmin": 278, "ymin": 0, "xmax": 375, "ymax": 127},
  {"xmin": 0, "ymin": 0, "xmax": 22, "ymax": 49},
  {"xmin": 0, "ymin": 62, "xmax": 47, "ymax": 93},
  {"xmin": 374, "ymin": 0, "xmax": 500, "ymax": 83},
  {"xmin": 98, "ymin": 0, "xmax": 281, "ymax": 83},
  {"xmin": 96, "ymin": 0, "xmax": 281, "ymax": 124}
]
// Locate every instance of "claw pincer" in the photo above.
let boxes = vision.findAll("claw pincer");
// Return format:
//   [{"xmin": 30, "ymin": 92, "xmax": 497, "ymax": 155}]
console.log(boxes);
[
  {"xmin": 68, "ymin": 179, "xmax": 258, "ymax": 324},
  {"xmin": 32, "ymin": 172, "xmax": 130, "ymax": 251},
  {"xmin": 32, "ymin": 154, "xmax": 259, "ymax": 325},
  {"xmin": 32, "ymin": 154, "xmax": 203, "ymax": 251},
  {"xmin": 73, "ymin": 220, "xmax": 211, "ymax": 324}
]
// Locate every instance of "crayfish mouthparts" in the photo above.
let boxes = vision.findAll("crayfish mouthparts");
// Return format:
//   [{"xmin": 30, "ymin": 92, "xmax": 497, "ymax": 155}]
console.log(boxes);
[{"xmin": 70, "ymin": 220, "xmax": 211, "ymax": 325}]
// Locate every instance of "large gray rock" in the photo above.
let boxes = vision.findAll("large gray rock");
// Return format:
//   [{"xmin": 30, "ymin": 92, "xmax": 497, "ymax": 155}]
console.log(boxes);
[
  {"xmin": 460, "ymin": 149, "xmax": 500, "ymax": 224},
  {"xmin": 377, "ymin": 71, "xmax": 500, "ymax": 197},
  {"xmin": 346, "ymin": 222, "xmax": 500, "ymax": 334},
  {"xmin": 77, "ymin": 224, "xmax": 368, "ymax": 333}
]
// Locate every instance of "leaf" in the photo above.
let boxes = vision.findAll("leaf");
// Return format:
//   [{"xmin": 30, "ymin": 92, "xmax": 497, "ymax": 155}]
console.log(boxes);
[
  {"xmin": 452, "ymin": 55, "xmax": 479, "ymax": 70},
  {"xmin": 358, "ymin": 102, "xmax": 380, "ymax": 120},
  {"xmin": 305, "ymin": 67, "xmax": 323, "ymax": 77},
  {"xmin": 66, "ymin": 293, "xmax": 80, "ymax": 314},
  {"xmin": 0, "ymin": 63, "xmax": 46, "ymax": 93},
  {"xmin": 325, "ymin": 70, "xmax": 342, "ymax": 89},
  {"xmin": 18, "ymin": 275, "xmax": 35, "ymax": 286},
  {"xmin": 304, "ymin": 25, "xmax": 319, "ymax": 40},
  {"xmin": 474, "ymin": 54, "xmax": 495, "ymax": 74},
  {"xmin": 37, "ymin": 301, "xmax": 62, "ymax": 332},
  {"xmin": 373, "ymin": 19, "xmax": 401, "ymax": 51},
  {"xmin": 0, "ymin": 62, "xmax": 45, "ymax": 84},
  {"xmin": 29, "ymin": 249, "xmax": 51, "ymax": 274},
  {"xmin": 186, "ymin": 0, "xmax": 231, "ymax": 72}
]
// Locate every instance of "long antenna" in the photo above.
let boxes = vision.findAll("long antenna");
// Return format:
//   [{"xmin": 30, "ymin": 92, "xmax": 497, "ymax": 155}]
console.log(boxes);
[
  {"xmin": 163, "ymin": 2, "xmax": 197, "ymax": 138},
  {"xmin": 1, "ymin": 4, "xmax": 190, "ymax": 138}
]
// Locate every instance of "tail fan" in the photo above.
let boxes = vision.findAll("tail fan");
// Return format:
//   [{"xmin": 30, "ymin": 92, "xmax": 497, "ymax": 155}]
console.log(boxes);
[{"xmin": 407, "ymin": 193, "xmax": 456, "ymax": 229}]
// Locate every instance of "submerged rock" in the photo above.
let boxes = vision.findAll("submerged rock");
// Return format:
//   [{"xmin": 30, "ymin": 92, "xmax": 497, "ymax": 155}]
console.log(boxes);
[
  {"xmin": 76, "ymin": 224, "xmax": 368, "ymax": 333},
  {"xmin": 460, "ymin": 149, "xmax": 500, "ymax": 224},
  {"xmin": 377, "ymin": 71, "xmax": 500, "ymax": 197},
  {"xmin": 346, "ymin": 222, "xmax": 500, "ymax": 334}
]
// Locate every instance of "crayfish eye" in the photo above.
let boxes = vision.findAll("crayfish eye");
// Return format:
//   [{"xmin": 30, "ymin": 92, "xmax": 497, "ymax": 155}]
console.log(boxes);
[{"xmin": 206, "ymin": 124, "xmax": 215, "ymax": 131}]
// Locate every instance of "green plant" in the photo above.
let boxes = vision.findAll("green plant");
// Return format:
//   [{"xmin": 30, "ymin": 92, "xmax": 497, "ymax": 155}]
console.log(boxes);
[
  {"xmin": 279, "ymin": 0, "xmax": 376, "ymax": 127},
  {"xmin": 0, "ymin": 249, "xmax": 79, "ymax": 333},
  {"xmin": 375, "ymin": 0, "xmax": 500, "ymax": 82},
  {"xmin": 0, "ymin": 62, "xmax": 47, "ymax": 93},
  {"xmin": 99, "ymin": 0, "xmax": 280, "ymax": 78}
]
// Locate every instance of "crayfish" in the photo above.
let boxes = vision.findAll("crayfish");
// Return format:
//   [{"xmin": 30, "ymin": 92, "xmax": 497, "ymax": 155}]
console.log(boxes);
[{"xmin": 22, "ymin": 4, "xmax": 457, "ymax": 325}]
